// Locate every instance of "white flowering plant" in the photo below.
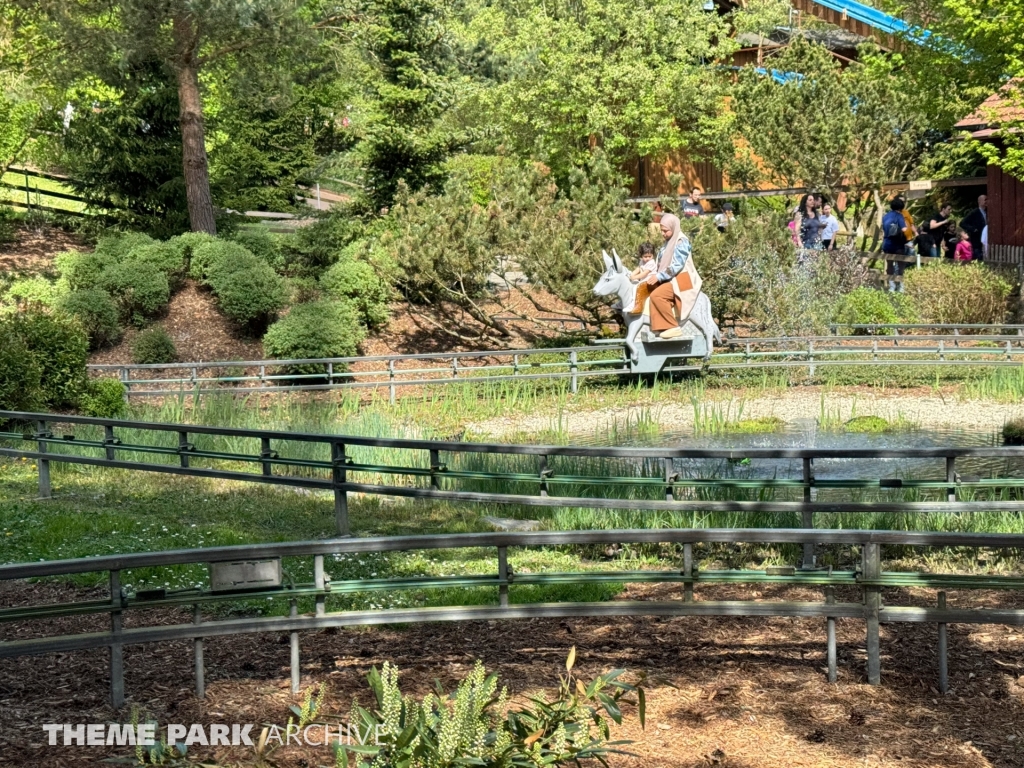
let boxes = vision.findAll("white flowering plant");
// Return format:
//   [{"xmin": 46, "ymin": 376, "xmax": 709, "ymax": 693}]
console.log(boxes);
[{"xmin": 335, "ymin": 647, "xmax": 646, "ymax": 768}]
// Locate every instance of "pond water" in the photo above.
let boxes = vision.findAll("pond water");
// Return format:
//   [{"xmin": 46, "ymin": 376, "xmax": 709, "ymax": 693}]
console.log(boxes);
[{"xmin": 570, "ymin": 420, "xmax": 1022, "ymax": 485}]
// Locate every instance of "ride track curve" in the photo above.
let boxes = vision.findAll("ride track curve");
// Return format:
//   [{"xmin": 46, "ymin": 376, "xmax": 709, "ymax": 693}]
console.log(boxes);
[{"xmin": 87, "ymin": 324, "xmax": 1024, "ymax": 400}]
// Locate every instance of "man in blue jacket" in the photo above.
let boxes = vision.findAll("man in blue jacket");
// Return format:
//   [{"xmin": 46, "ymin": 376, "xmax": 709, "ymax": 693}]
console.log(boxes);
[{"xmin": 882, "ymin": 198, "xmax": 908, "ymax": 293}]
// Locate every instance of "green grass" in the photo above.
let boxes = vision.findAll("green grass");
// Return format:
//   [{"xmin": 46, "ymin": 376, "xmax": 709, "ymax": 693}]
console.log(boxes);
[
  {"xmin": 5, "ymin": 375, "xmax": 1024, "ymax": 617},
  {"xmin": 0, "ymin": 171, "xmax": 87, "ymax": 214}
]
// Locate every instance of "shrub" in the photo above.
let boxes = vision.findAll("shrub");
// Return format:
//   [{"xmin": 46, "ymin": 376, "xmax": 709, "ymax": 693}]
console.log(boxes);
[
  {"xmin": 320, "ymin": 257, "xmax": 391, "ymax": 329},
  {"xmin": 0, "ymin": 321, "xmax": 43, "ymax": 412},
  {"xmin": 97, "ymin": 261, "xmax": 171, "ymax": 324},
  {"xmin": 1004, "ymin": 418, "xmax": 1024, "ymax": 445},
  {"xmin": 904, "ymin": 262, "xmax": 1012, "ymax": 325},
  {"xmin": 263, "ymin": 301, "xmax": 365, "ymax": 374},
  {"xmin": 835, "ymin": 288, "xmax": 916, "ymax": 334},
  {"xmin": 58, "ymin": 289, "xmax": 123, "ymax": 349},
  {"xmin": 230, "ymin": 228, "xmax": 285, "ymax": 271},
  {"xmin": 93, "ymin": 232, "xmax": 157, "ymax": 262},
  {"xmin": 189, "ymin": 240, "xmax": 254, "ymax": 282},
  {"xmin": 79, "ymin": 378, "xmax": 127, "ymax": 418},
  {"xmin": 168, "ymin": 231, "xmax": 218, "ymax": 265},
  {"xmin": 124, "ymin": 241, "xmax": 187, "ymax": 290},
  {"xmin": 5, "ymin": 277, "xmax": 67, "ymax": 309},
  {"xmin": 0, "ymin": 204, "xmax": 16, "ymax": 244},
  {"xmin": 211, "ymin": 262, "xmax": 288, "ymax": 331},
  {"xmin": 7, "ymin": 311, "xmax": 89, "ymax": 409},
  {"xmin": 334, "ymin": 653, "xmax": 644, "ymax": 768},
  {"xmin": 132, "ymin": 327, "xmax": 177, "ymax": 364},
  {"xmin": 55, "ymin": 249, "xmax": 117, "ymax": 292}
]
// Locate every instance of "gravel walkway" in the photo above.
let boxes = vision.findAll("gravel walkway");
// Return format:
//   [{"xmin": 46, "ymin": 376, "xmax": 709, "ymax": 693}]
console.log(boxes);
[{"xmin": 470, "ymin": 388, "xmax": 1024, "ymax": 440}]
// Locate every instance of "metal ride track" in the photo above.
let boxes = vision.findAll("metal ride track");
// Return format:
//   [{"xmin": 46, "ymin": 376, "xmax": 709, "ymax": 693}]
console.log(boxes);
[{"xmin": 87, "ymin": 325, "xmax": 1024, "ymax": 399}]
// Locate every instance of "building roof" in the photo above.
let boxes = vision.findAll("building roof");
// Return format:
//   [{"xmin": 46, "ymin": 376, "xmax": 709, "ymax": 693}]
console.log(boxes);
[{"xmin": 955, "ymin": 81, "xmax": 1024, "ymax": 137}]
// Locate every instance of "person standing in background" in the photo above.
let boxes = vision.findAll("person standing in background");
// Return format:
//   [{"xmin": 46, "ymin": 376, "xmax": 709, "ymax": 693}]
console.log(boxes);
[
  {"xmin": 899, "ymin": 202, "xmax": 919, "ymax": 256},
  {"xmin": 820, "ymin": 203, "xmax": 841, "ymax": 250},
  {"xmin": 920, "ymin": 203, "xmax": 954, "ymax": 258},
  {"xmin": 882, "ymin": 198, "xmax": 909, "ymax": 292},
  {"xmin": 714, "ymin": 203, "xmax": 735, "ymax": 232},
  {"xmin": 681, "ymin": 188, "xmax": 704, "ymax": 218},
  {"xmin": 954, "ymin": 229, "xmax": 974, "ymax": 261},
  {"xmin": 960, "ymin": 195, "xmax": 988, "ymax": 261}
]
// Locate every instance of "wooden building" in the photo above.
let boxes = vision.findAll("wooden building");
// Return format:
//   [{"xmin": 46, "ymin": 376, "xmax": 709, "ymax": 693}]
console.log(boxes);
[
  {"xmin": 630, "ymin": 1, "xmax": 877, "ymax": 201},
  {"xmin": 955, "ymin": 88, "xmax": 1024, "ymax": 265}
]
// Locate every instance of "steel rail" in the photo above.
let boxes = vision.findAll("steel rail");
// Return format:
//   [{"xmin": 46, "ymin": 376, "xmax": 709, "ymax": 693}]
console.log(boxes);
[
  {"xmin": 81, "ymin": 332, "xmax": 1024, "ymax": 399},
  {"xmin": 4, "ymin": 528, "xmax": 1024, "ymax": 703}
]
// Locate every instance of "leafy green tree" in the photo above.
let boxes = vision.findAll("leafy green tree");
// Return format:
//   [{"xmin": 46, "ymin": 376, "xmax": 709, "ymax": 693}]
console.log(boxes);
[
  {"xmin": 454, "ymin": 0, "xmax": 738, "ymax": 181},
  {"xmin": 0, "ymin": 6, "xmax": 47, "ymax": 176},
  {"xmin": 726, "ymin": 40, "xmax": 933, "ymax": 237},
  {"xmin": 889, "ymin": 0, "xmax": 1024, "ymax": 180}
]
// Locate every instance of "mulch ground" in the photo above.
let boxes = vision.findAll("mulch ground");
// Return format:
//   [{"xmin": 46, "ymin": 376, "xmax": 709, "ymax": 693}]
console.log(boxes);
[
  {"xmin": 0, "ymin": 226, "xmax": 84, "ymax": 276},
  {"xmin": 3, "ymin": 581, "xmax": 1023, "ymax": 767}
]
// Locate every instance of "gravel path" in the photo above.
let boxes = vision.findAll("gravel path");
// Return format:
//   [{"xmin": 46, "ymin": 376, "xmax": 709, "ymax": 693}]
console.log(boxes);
[{"xmin": 470, "ymin": 388, "xmax": 1024, "ymax": 439}]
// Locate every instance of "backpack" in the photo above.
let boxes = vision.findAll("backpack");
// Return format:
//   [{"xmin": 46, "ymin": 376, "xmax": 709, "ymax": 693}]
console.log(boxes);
[{"xmin": 883, "ymin": 211, "xmax": 906, "ymax": 240}]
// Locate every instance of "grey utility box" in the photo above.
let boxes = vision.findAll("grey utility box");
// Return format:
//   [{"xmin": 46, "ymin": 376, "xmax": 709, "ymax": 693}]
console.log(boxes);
[{"xmin": 209, "ymin": 558, "xmax": 283, "ymax": 593}]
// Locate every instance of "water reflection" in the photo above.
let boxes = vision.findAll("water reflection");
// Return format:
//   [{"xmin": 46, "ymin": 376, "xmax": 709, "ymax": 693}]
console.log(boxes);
[{"xmin": 571, "ymin": 420, "xmax": 1021, "ymax": 485}]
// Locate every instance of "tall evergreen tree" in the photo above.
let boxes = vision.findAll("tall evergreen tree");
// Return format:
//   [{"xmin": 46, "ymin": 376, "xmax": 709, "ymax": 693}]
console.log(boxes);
[{"xmin": 22, "ymin": 0, "xmax": 323, "ymax": 232}]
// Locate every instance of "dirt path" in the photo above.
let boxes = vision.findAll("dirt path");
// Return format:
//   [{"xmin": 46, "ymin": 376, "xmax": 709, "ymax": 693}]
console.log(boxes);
[
  {"xmin": 470, "ymin": 389, "xmax": 1024, "ymax": 440},
  {"xmin": 2, "ymin": 582, "xmax": 1023, "ymax": 767}
]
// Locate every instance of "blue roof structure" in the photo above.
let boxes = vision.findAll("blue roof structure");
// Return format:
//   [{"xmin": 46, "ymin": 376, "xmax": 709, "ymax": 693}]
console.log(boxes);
[{"xmin": 806, "ymin": 0, "xmax": 933, "ymax": 47}]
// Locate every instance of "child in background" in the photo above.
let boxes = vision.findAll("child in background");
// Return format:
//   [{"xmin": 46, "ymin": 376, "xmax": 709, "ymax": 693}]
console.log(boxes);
[
  {"xmin": 954, "ymin": 229, "xmax": 973, "ymax": 262},
  {"xmin": 630, "ymin": 243, "xmax": 657, "ymax": 313}
]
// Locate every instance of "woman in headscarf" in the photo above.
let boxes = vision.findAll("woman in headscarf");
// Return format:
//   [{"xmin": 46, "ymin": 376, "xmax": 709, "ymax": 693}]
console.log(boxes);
[{"xmin": 644, "ymin": 213, "xmax": 702, "ymax": 339}]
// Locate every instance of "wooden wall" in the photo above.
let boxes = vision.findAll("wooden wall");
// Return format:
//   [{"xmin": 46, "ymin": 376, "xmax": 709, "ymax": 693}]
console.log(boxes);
[
  {"xmin": 627, "ymin": 155, "xmax": 725, "ymax": 197},
  {"xmin": 988, "ymin": 163, "xmax": 1024, "ymax": 248}
]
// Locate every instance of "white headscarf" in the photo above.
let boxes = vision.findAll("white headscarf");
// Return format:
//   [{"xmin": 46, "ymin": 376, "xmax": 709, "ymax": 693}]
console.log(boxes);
[{"xmin": 658, "ymin": 213, "xmax": 681, "ymax": 274}]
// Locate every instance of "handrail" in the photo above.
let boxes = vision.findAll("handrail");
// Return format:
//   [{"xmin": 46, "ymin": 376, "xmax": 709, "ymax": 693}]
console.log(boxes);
[
  {"xmin": 82, "ymin": 330, "xmax": 1024, "ymax": 401},
  {"xmin": 3, "ymin": 528, "xmax": 1023, "ymax": 703},
  {"xmin": 4, "ymin": 409, "xmax": 1024, "ymax": 546}
]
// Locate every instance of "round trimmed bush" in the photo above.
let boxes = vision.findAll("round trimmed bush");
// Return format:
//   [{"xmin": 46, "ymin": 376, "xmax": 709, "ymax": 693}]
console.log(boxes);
[
  {"xmin": 168, "ymin": 231, "xmax": 219, "ymax": 265},
  {"xmin": 4, "ymin": 276, "xmax": 67, "ymax": 309},
  {"xmin": 213, "ymin": 263, "xmax": 289, "ymax": 331},
  {"xmin": 94, "ymin": 232, "xmax": 157, "ymax": 261},
  {"xmin": 263, "ymin": 301, "xmax": 365, "ymax": 376},
  {"xmin": 125, "ymin": 242, "xmax": 187, "ymax": 290},
  {"xmin": 904, "ymin": 262, "xmax": 1012, "ymax": 325},
  {"xmin": 97, "ymin": 262, "xmax": 171, "ymax": 325},
  {"xmin": 0, "ymin": 320, "xmax": 44, "ymax": 412},
  {"xmin": 79, "ymin": 378, "xmax": 128, "ymax": 418},
  {"xmin": 8, "ymin": 311, "xmax": 89, "ymax": 409},
  {"xmin": 132, "ymin": 327, "xmax": 177, "ymax": 364},
  {"xmin": 58, "ymin": 289, "xmax": 123, "ymax": 349},
  {"xmin": 835, "ymin": 286, "xmax": 901, "ymax": 331},
  {"xmin": 230, "ymin": 228, "xmax": 285, "ymax": 272},
  {"xmin": 55, "ymin": 249, "xmax": 117, "ymax": 292},
  {"xmin": 189, "ymin": 240, "xmax": 255, "ymax": 283},
  {"xmin": 320, "ymin": 258, "xmax": 391, "ymax": 329}
]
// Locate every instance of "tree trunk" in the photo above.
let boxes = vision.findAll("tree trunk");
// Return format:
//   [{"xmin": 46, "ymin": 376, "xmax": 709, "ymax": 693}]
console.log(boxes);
[{"xmin": 173, "ymin": 15, "xmax": 217, "ymax": 234}]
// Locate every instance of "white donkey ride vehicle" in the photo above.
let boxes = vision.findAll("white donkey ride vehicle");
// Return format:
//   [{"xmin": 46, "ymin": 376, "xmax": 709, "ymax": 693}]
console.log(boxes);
[{"xmin": 592, "ymin": 249, "xmax": 721, "ymax": 375}]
